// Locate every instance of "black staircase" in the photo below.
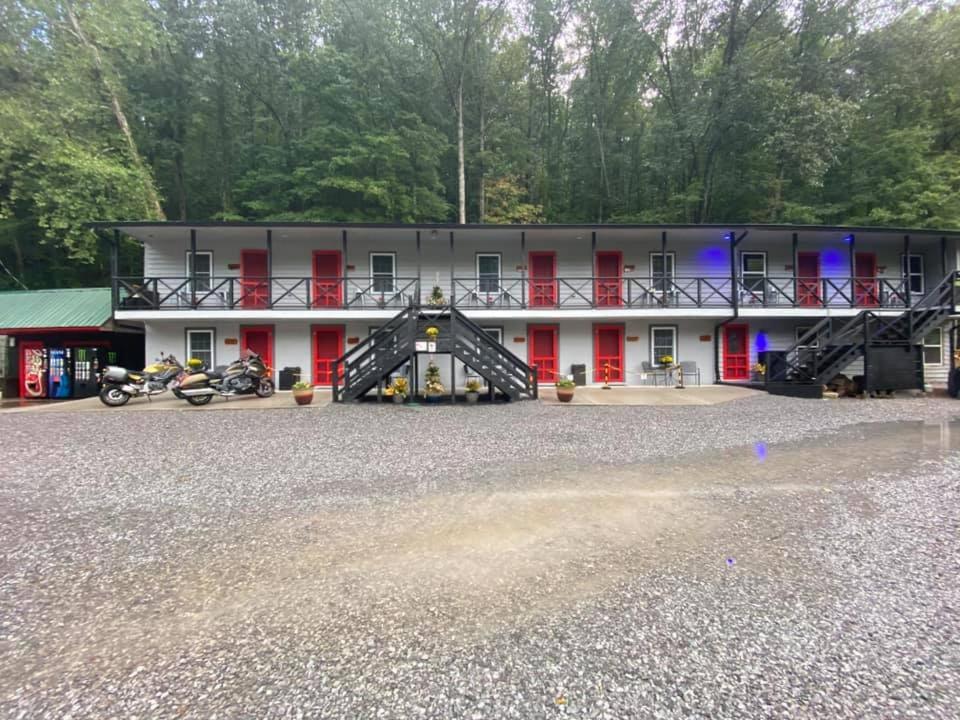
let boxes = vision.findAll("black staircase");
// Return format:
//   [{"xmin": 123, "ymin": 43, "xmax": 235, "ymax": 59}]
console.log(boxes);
[
  {"xmin": 332, "ymin": 304, "xmax": 538, "ymax": 402},
  {"xmin": 769, "ymin": 271, "xmax": 957, "ymax": 394}
]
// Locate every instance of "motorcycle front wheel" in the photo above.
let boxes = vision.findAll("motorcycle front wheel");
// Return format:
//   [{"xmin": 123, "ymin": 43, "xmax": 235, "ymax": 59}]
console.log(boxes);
[
  {"xmin": 185, "ymin": 394, "xmax": 213, "ymax": 406},
  {"xmin": 99, "ymin": 386, "xmax": 131, "ymax": 407},
  {"xmin": 256, "ymin": 379, "xmax": 275, "ymax": 398}
]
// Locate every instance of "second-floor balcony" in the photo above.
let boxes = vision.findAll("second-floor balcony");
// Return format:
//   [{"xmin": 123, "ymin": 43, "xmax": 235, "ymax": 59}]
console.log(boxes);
[{"xmin": 113, "ymin": 274, "xmax": 918, "ymax": 312}]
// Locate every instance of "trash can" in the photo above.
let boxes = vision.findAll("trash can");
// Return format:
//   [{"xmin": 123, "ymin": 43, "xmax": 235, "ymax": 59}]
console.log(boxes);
[
  {"xmin": 279, "ymin": 366, "xmax": 301, "ymax": 390},
  {"xmin": 571, "ymin": 363, "xmax": 587, "ymax": 386},
  {"xmin": 759, "ymin": 351, "xmax": 786, "ymax": 382}
]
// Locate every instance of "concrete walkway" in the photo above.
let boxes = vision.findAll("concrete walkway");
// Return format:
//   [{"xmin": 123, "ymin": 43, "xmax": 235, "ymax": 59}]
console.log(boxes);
[
  {"xmin": 539, "ymin": 384, "xmax": 762, "ymax": 405},
  {"xmin": 0, "ymin": 390, "xmax": 332, "ymax": 414}
]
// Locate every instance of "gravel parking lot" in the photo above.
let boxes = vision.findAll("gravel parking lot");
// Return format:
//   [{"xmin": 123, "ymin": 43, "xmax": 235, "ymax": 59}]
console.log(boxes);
[{"xmin": 1, "ymin": 395, "xmax": 959, "ymax": 719}]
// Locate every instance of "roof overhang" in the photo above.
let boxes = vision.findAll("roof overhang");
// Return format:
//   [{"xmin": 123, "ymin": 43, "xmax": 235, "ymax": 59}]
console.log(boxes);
[{"xmin": 87, "ymin": 221, "xmax": 960, "ymax": 245}]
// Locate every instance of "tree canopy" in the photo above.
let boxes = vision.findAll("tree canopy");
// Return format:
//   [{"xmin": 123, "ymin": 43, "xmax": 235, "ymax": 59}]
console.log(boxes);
[{"xmin": 1, "ymin": 0, "xmax": 958, "ymax": 288}]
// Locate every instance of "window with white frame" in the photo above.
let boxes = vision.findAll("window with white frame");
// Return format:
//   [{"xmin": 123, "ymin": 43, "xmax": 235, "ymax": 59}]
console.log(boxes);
[
  {"xmin": 185, "ymin": 251, "xmax": 213, "ymax": 293},
  {"xmin": 186, "ymin": 329, "xmax": 214, "ymax": 369},
  {"xmin": 480, "ymin": 326, "xmax": 503, "ymax": 344},
  {"xmin": 651, "ymin": 326, "xmax": 677, "ymax": 366},
  {"xmin": 923, "ymin": 328, "xmax": 943, "ymax": 365},
  {"xmin": 901, "ymin": 254, "xmax": 924, "ymax": 295},
  {"xmin": 370, "ymin": 253, "xmax": 396, "ymax": 293},
  {"xmin": 477, "ymin": 254, "xmax": 501, "ymax": 293},
  {"xmin": 650, "ymin": 253, "xmax": 675, "ymax": 292},
  {"xmin": 795, "ymin": 325, "xmax": 820, "ymax": 348},
  {"xmin": 740, "ymin": 252, "xmax": 767, "ymax": 294}
]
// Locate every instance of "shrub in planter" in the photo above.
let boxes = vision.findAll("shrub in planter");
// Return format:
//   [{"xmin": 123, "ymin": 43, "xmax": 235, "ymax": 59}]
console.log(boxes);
[
  {"xmin": 292, "ymin": 381, "xmax": 314, "ymax": 406},
  {"xmin": 465, "ymin": 378, "xmax": 482, "ymax": 404},
  {"xmin": 423, "ymin": 361, "xmax": 444, "ymax": 402},
  {"xmin": 556, "ymin": 378, "xmax": 576, "ymax": 403}
]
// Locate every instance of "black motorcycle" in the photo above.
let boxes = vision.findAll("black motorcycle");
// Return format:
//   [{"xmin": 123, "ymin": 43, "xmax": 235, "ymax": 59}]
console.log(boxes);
[{"xmin": 172, "ymin": 350, "xmax": 274, "ymax": 405}]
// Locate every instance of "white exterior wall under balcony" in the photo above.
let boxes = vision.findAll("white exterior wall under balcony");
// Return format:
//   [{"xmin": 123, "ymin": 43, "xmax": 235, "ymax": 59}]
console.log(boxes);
[{"xmin": 144, "ymin": 317, "xmax": 722, "ymax": 388}]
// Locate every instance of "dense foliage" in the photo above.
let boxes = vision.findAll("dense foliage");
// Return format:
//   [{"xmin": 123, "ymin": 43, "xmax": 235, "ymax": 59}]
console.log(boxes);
[{"xmin": 1, "ymin": 0, "xmax": 958, "ymax": 288}]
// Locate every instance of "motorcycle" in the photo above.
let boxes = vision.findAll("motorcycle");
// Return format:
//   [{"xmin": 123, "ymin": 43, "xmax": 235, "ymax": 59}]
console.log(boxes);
[
  {"xmin": 172, "ymin": 349, "xmax": 275, "ymax": 406},
  {"xmin": 99, "ymin": 354, "xmax": 185, "ymax": 407}
]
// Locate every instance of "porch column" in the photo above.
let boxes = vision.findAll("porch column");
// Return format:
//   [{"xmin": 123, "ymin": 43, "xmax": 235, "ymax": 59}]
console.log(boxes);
[
  {"xmin": 190, "ymin": 228, "xmax": 197, "ymax": 308},
  {"xmin": 903, "ymin": 234, "xmax": 911, "ymax": 308},
  {"xmin": 416, "ymin": 230, "xmax": 422, "ymax": 304},
  {"xmin": 848, "ymin": 233, "xmax": 856, "ymax": 308},
  {"xmin": 661, "ymin": 230, "xmax": 668, "ymax": 306},
  {"xmin": 728, "ymin": 231, "xmax": 736, "ymax": 315},
  {"xmin": 341, "ymin": 229, "xmax": 348, "ymax": 303},
  {"xmin": 111, "ymin": 229, "xmax": 120, "ymax": 310},
  {"xmin": 591, "ymin": 231, "xmax": 597, "ymax": 308},
  {"xmin": 792, "ymin": 232, "xmax": 799, "ymax": 307},
  {"xmin": 266, "ymin": 229, "xmax": 273, "ymax": 308},
  {"xmin": 942, "ymin": 235, "xmax": 949, "ymax": 278},
  {"xmin": 520, "ymin": 231, "xmax": 526, "ymax": 308},
  {"xmin": 449, "ymin": 230, "xmax": 455, "ymax": 305}
]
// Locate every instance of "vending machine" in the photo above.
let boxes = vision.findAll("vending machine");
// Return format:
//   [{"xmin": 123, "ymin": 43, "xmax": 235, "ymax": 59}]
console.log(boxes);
[
  {"xmin": 47, "ymin": 347, "xmax": 72, "ymax": 399},
  {"xmin": 71, "ymin": 347, "xmax": 101, "ymax": 398},
  {"xmin": 19, "ymin": 342, "xmax": 47, "ymax": 399}
]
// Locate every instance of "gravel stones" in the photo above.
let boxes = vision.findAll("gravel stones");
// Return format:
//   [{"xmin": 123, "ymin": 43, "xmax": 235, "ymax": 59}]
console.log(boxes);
[{"xmin": 1, "ymin": 394, "xmax": 959, "ymax": 718}]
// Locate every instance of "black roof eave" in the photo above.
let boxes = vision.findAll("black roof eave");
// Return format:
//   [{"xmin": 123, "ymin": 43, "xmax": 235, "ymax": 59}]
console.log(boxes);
[{"xmin": 86, "ymin": 220, "xmax": 960, "ymax": 237}]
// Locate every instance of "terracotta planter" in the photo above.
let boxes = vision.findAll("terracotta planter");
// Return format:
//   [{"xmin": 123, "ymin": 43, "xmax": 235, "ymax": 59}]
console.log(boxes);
[
  {"xmin": 292, "ymin": 388, "xmax": 314, "ymax": 406},
  {"xmin": 556, "ymin": 387, "xmax": 575, "ymax": 403}
]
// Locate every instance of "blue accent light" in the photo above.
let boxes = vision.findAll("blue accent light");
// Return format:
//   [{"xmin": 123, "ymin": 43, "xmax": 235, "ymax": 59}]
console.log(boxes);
[
  {"xmin": 755, "ymin": 331, "xmax": 769, "ymax": 353},
  {"xmin": 698, "ymin": 246, "xmax": 728, "ymax": 265},
  {"xmin": 843, "ymin": 234, "xmax": 854, "ymax": 243}
]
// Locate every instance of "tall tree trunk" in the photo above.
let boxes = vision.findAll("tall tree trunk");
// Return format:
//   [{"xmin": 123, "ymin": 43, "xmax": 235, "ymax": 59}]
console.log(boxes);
[
  {"xmin": 64, "ymin": 2, "xmax": 165, "ymax": 220},
  {"xmin": 457, "ymin": 78, "xmax": 466, "ymax": 224},
  {"xmin": 479, "ymin": 99, "xmax": 486, "ymax": 223}
]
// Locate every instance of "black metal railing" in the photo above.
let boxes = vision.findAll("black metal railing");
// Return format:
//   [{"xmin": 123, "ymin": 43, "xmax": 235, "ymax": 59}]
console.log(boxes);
[
  {"xmin": 768, "ymin": 271, "xmax": 957, "ymax": 386},
  {"xmin": 113, "ymin": 274, "xmax": 920, "ymax": 311}
]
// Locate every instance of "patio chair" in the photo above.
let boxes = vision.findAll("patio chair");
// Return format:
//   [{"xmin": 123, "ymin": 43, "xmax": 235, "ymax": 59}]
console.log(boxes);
[
  {"xmin": 641, "ymin": 361, "xmax": 665, "ymax": 386},
  {"xmin": 679, "ymin": 361, "xmax": 701, "ymax": 386}
]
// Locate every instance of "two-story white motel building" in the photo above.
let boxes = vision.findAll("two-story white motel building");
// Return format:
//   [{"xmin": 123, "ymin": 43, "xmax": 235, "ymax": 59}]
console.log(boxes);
[{"xmin": 97, "ymin": 222, "xmax": 959, "ymax": 391}]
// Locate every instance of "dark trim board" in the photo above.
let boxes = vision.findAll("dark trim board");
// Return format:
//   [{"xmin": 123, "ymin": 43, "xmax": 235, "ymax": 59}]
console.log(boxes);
[{"xmin": 89, "ymin": 221, "xmax": 960, "ymax": 238}]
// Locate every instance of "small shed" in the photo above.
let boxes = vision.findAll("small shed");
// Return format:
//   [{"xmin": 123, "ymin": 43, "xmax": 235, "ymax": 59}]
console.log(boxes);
[{"xmin": 0, "ymin": 288, "xmax": 143, "ymax": 399}]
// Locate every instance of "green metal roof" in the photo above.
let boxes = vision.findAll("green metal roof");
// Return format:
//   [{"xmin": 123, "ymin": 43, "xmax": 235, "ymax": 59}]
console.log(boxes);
[{"xmin": 0, "ymin": 287, "xmax": 112, "ymax": 331}]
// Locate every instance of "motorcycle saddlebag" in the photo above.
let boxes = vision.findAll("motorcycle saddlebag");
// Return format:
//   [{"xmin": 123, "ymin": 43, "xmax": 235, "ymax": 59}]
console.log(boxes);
[{"xmin": 102, "ymin": 366, "xmax": 129, "ymax": 384}]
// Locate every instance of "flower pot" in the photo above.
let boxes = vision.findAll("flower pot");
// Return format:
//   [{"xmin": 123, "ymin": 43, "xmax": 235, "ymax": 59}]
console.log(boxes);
[
  {"xmin": 425, "ymin": 393, "xmax": 443, "ymax": 404},
  {"xmin": 465, "ymin": 391, "xmax": 479, "ymax": 405},
  {"xmin": 392, "ymin": 393, "xmax": 405, "ymax": 404},
  {"xmin": 556, "ymin": 387, "xmax": 575, "ymax": 403},
  {"xmin": 292, "ymin": 388, "xmax": 314, "ymax": 406}
]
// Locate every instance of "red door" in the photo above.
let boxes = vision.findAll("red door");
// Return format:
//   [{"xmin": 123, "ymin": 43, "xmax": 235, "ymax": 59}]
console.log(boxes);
[
  {"xmin": 529, "ymin": 252, "xmax": 557, "ymax": 307},
  {"xmin": 527, "ymin": 325, "xmax": 558, "ymax": 383},
  {"xmin": 312, "ymin": 326, "xmax": 344, "ymax": 386},
  {"xmin": 19, "ymin": 341, "xmax": 46, "ymax": 398},
  {"xmin": 723, "ymin": 324, "xmax": 750, "ymax": 380},
  {"xmin": 313, "ymin": 251, "xmax": 342, "ymax": 307},
  {"xmin": 796, "ymin": 252, "xmax": 821, "ymax": 307},
  {"xmin": 595, "ymin": 251, "xmax": 622, "ymax": 307},
  {"xmin": 240, "ymin": 250, "xmax": 269, "ymax": 308},
  {"xmin": 240, "ymin": 325, "xmax": 274, "ymax": 379},
  {"xmin": 593, "ymin": 325, "xmax": 624, "ymax": 382},
  {"xmin": 854, "ymin": 252, "xmax": 879, "ymax": 307}
]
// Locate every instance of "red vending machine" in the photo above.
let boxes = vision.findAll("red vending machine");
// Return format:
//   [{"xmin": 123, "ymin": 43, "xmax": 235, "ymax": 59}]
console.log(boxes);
[{"xmin": 19, "ymin": 342, "xmax": 47, "ymax": 399}]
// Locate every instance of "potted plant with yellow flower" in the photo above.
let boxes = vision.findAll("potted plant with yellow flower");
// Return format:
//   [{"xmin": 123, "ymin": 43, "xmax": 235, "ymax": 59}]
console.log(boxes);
[
  {"xmin": 390, "ymin": 377, "xmax": 409, "ymax": 404},
  {"xmin": 292, "ymin": 380, "xmax": 314, "ymax": 405},
  {"xmin": 464, "ymin": 378, "xmax": 482, "ymax": 404},
  {"xmin": 423, "ymin": 361, "xmax": 445, "ymax": 402}
]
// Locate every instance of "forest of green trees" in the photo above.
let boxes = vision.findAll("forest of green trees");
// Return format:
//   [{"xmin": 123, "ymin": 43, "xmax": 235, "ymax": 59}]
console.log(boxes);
[{"xmin": 1, "ymin": 0, "xmax": 959, "ymax": 289}]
